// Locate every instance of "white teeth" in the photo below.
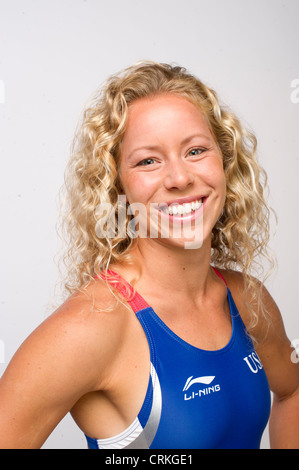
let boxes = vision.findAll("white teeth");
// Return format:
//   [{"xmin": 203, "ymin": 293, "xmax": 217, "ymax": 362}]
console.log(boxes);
[
  {"xmin": 184, "ymin": 203, "xmax": 191, "ymax": 213},
  {"xmin": 161, "ymin": 198, "xmax": 203, "ymax": 216}
]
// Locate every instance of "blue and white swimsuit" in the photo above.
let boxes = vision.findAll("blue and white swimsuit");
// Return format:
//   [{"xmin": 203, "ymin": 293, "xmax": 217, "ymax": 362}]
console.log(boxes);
[{"xmin": 85, "ymin": 267, "xmax": 271, "ymax": 449}]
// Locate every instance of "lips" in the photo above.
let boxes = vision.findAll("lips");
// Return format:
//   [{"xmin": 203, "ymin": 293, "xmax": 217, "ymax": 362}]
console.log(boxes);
[
  {"xmin": 157, "ymin": 196, "xmax": 207, "ymax": 217},
  {"xmin": 162, "ymin": 195, "xmax": 207, "ymax": 206}
]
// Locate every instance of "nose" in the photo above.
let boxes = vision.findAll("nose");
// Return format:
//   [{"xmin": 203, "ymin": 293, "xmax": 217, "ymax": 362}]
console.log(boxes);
[{"xmin": 163, "ymin": 159, "xmax": 194, "ymax": 191}]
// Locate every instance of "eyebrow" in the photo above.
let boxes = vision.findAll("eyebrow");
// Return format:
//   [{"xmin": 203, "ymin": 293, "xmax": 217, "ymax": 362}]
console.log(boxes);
[
  {"xmin": 181, "ymin": 134, "xmax": 212, "ymax": 146},
  {"xmin": 127, "ymin": 134, "xmax": 212, "ymax": 160}
]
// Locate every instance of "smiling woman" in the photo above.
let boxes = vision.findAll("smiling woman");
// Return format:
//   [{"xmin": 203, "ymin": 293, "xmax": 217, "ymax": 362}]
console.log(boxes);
[
  {"xmin": 62, "ymin": 62, "xmax": 273, "ymax": 331},
  {"xmin": 0, "ymin": 61, "xmax": 298, "ymax": 449},
  {"xmin": 118, "ymin": 94, "xmax": 225, "ymax": 250}
]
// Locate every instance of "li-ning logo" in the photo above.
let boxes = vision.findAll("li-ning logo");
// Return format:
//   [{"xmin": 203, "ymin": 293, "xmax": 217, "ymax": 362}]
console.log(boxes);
[{"xmin": 182, "ymin": 375, "xmax": 221, "ymax": 401}]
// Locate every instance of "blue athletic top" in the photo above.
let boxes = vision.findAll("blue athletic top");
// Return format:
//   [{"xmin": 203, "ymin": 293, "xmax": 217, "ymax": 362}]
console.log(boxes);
[{"xmin": 85, "ymin": 267, "xmax": 271, "ymax": 449}]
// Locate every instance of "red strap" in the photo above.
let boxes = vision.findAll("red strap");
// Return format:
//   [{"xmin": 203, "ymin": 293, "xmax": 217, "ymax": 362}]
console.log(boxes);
[
  {"xmin": 212, "ymin": 266, "xmax": 228, "ymax": 286},
  {"xmin": 96, "ymin": 267, "xmax": 227, "ymax": 313},
  {"xmin": 97, "ymin": 270, "xmax": 150, "ymax": 313}
]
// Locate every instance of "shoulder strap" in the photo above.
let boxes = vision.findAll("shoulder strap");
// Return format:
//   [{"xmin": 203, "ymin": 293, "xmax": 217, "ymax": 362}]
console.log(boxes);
[
  {"xmin": 212, "ymin": 266, "xmax": 228, "ymax": 286},
  {"xmin": 97, "ymin": 267, "xmax": 227, "ymax": 312},
  {"xmin": 97, "ymin": 270, "xmax": 150, "ymax": 313}
]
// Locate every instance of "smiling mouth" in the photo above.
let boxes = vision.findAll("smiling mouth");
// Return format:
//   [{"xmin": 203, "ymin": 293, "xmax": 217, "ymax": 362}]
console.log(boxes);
[{"xmin": 157, "ymin": 198, "xmax": 205, "ymax": 216}]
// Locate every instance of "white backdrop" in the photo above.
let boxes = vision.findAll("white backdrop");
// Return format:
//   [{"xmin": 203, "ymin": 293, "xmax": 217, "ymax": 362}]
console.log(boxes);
[{"xmin": 0, "ymin": 0, "xmax": 298, "ymax": 449}]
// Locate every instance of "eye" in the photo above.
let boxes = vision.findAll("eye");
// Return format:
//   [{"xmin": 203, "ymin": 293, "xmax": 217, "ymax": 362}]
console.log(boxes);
[
  {"xmin": 187, "ymin": 147, "xmax": 206, "ymax": 157},
  {"xmin": 136, "ymin": 158, "xmax": 156, "ymax": 166}
]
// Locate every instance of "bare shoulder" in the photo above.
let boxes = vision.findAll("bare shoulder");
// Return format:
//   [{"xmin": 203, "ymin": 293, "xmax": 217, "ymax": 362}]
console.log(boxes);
[
  {"xmin": 0, "ymin": 277, "xmax": 128, "ymax": 448},
  {"xmin": 6, "ymin": 276, "xmax": 128, "ymax": 389},
  {"xmin": 215, "ymin": 267, "xmax": 283, "ymax": 336},
  {"xmin": 216, "ymin": 267, "xmax": 299, "ymax": 399},
  {"xmin": 215, "ymin": 267, "xmax": 247, "ymax": 298}
]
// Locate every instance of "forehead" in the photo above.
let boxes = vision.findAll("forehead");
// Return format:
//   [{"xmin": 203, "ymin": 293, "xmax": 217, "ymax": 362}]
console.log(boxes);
[
  {"xmin": 127, "ymin": 93, "xmax": 206, "ymax": 125},
  {"xmin": 122, "ymin": 93, "xmax": 212, "ymax": 148}
]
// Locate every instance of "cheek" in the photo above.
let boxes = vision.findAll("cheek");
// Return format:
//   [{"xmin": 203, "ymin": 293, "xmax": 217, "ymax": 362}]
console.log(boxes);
[
  {"xmin": 119, "ymin": 173, "xmax": 152, "ymax": 205},
  {"xmin": 119, "ymin": 164, "xmax": 161, "ymax": 205},
  {"xmin": 201, "ymin": 160, "xmax": 226, "ymax": 189},
  {"xmin": 215, "ymin": 171, "xmax": 227, "ymax": 205},
  {"xmin": 217, "ymin": 169, "xmax": 227, "ymax": 196}
]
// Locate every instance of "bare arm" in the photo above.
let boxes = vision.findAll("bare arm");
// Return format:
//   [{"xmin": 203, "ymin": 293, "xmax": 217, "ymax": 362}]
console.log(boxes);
[
  {"xmin": 255, "ymin": 288, "xmax": 299, "ymax": 449},
  {"xmin": 269, "ymin": 382, "xmax": 299, "ymax": 448},
  {"xmin": 0, "ymin": 290, "xmax": 119, "ymax": 448},
  {"xmin": 222, "ymin": 269, "xmax": 299, "ymax": 449}
]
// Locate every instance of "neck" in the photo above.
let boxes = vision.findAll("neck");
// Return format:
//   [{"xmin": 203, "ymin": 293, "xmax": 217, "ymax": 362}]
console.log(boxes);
[{"xmin": 116, "ymin": 236, "xmax": 214, "ymax": 300}]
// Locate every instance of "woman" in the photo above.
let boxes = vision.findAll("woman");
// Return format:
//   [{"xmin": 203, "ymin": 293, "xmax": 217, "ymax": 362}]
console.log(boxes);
[{"xmin": 0, "ymin": 62, "xmax": 298, "ymax": 449}]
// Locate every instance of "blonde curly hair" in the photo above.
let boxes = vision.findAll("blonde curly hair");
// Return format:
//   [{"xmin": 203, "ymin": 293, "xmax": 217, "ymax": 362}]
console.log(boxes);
[{"xmin": 57, "ymin": 61, "xmax": 277, "ymax": 335}]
